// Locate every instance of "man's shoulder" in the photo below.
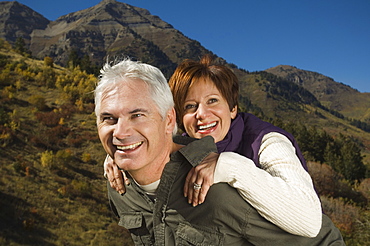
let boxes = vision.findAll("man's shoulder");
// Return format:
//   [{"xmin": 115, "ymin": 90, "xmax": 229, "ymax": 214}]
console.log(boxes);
[
  {"xmin": 172, "ymin": 135, "xmax": 197, "ymax": 145},
  {"xmin": 171, "ymin": 135, "xmax": 217, "ymax": 167}
]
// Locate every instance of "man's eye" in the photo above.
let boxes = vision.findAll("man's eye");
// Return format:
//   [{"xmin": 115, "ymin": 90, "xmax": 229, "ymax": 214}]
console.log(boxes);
[
  {"xmin": 102, "ymin": 117, "xmax": 117, "ymax": 124},
  {"xmin": 132, "ymin": 113, "xmax": 143, "ymax": 118}
]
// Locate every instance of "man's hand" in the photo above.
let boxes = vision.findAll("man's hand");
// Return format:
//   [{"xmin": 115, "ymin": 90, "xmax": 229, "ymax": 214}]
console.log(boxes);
[
  {"xmin": 184, "ymin": 152, "xmax": 219, "ymax": 206},
  {"xmin": 104, "ymin": 155, "xmax": 129, "ymax": 195}
]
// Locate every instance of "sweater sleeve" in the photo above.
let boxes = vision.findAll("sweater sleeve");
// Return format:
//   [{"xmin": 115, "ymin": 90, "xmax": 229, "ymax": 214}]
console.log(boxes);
[{"xmin": 213, "ymin": 132, "xmax": 322, "ymax": 237}]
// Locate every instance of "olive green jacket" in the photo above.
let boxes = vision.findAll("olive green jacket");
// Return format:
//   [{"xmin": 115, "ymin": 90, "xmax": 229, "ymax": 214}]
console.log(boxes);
[{"xmin": 108, "ymin": 136, "xmax": 345, "ymax": 245}]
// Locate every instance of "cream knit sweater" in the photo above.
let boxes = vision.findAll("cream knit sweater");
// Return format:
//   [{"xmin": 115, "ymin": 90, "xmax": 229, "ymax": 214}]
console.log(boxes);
[{"xmin": 214, "ymin": 132, "xmax": 322, "ymax": 237}]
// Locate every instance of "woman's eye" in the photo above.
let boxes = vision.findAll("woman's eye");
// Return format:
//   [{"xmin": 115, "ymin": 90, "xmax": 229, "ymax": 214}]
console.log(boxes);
[
  {"xmin": 185, "ymin": 104, "xmax": 196, "ymax": 110},
  {"xmin": 208, "ymin": 98, "xmax": 218, "ymax": 104}
]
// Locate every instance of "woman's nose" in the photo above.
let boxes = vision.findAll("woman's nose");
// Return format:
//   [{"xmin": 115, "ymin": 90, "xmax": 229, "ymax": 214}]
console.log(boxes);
[{"xmin": 195, "ymin": 104, "xmax": 209, "ymax": 120}]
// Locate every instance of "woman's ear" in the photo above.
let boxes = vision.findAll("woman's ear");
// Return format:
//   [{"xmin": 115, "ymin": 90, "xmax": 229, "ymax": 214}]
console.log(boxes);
[{"xmin": 231, "ymin": 105, "xmax": 238, "ymax": 119}]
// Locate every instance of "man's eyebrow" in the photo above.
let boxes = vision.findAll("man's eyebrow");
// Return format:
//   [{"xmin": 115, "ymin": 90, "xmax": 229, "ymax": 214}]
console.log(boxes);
[
  {"xmin": 129, "ymin": 108, "xmax": 149, "ymax": 114},
  {"xmin": 100, "ymin": 112, "xmax": 113, "ymax": 117}
]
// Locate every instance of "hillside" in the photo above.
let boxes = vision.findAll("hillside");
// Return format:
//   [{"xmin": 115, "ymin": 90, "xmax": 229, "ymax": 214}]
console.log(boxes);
[
  {"xmin": 0, "ymin": 45, "xmax": 134, "ymax": 245},
  {"xmin": 1, "ymin": 40, "xmax": 369, "ymax": 245}
]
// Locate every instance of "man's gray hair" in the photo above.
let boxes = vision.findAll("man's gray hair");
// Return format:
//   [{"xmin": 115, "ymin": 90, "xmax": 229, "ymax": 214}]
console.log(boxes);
[{"xmin": 94, "ymin": 58, "xmax": 177, "ymax": 134}]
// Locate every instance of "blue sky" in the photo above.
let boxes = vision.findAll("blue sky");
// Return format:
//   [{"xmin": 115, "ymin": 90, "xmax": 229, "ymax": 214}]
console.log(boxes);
[{"xmin": 16, "ymin": 0, "xmax": 370, "ymax": 92}]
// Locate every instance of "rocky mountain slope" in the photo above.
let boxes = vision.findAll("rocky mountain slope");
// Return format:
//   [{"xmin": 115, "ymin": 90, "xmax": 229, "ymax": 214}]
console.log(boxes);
[
  {"xmin": 266, "ymin": 65, "xmax": 370, "ymax": 120},
  {"xmin": 1, "ymin": 0, "xmax": 212, "ymax": 77},
  {"xmin": 0, "ymin": 1, "xmax": 49, "ymax": 43}
]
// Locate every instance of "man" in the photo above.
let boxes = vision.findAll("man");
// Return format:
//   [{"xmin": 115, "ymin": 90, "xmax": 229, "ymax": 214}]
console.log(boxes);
[{"xmin": 95, "ymin": 58, "xmax": 345, "ymax": 245}]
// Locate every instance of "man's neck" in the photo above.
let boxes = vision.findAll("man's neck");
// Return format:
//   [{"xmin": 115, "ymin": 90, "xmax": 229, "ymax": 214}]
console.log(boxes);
[{"xmin": 128, "ymin": 141, "xmax": 182, "ymax": 185}]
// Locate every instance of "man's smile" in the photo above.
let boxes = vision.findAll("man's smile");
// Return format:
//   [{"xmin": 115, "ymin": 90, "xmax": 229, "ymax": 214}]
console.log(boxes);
[{"xmin": 116, "ymin": 141, "xmax": 143, "ymax": 151}]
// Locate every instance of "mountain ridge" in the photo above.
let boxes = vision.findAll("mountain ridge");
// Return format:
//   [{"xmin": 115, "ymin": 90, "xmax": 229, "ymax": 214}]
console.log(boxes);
[{"xmin": 265, "ymin": 65, "xmax": 370, "ymax": 120}]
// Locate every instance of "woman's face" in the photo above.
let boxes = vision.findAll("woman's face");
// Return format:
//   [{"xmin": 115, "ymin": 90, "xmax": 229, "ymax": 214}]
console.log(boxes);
[{"xmin": 182, "ymin": 79, "xmax": 237, "ymax": 143}]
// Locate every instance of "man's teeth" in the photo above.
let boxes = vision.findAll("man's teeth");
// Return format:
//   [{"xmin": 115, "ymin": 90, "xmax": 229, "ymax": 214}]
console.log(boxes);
[
  {"xmin": 198, "ymin": 122, "xmax": 217, "ymax": 130},
  {"xmin": 117, "ymin": 142, "xmax": 143, "ymax": 150}
]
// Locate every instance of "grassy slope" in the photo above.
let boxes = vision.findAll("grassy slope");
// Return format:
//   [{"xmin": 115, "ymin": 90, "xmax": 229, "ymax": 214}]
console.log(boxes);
[
  {"xmin": 0, "ymin": 48, "xmax": 369, "ymax": 245},
  {"xmin": 0, "ymin": 49, "xmax": 134, "ymax": 245}
]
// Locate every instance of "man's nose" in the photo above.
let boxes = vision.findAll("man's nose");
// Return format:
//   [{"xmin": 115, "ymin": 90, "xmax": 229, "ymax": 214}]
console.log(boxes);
[{"xmin": 113, "ymin": 118, "xmax": 131, "ymax": 139}]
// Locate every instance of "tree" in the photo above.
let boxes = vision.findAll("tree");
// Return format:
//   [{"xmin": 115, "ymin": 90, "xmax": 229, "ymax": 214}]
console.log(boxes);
[
  {"xmin": 324, "ymin": 134, "xmax": 367, "ymax": 183},
  {"xmin": 338, "ymin": 135, "xmax": 366, "ymax": 182},
  {"xmin": 67, "ymin": 49, "xmax": 80, "ymax": 69},
  {"xmin": 13, "ymin": 37, "xmax": 31, "ymax": 57}
]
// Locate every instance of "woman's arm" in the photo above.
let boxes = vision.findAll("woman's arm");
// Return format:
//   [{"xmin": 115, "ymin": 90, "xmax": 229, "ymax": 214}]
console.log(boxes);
[{"xmin": 214, "ymin": 132, "xmax": 322, "ymax": 237}]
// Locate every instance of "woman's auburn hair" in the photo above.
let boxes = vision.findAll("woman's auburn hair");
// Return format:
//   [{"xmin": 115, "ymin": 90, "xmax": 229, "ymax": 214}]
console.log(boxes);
[{"xmin": 169, "ymin": 54, "xmax": 239, "ymax": 131}]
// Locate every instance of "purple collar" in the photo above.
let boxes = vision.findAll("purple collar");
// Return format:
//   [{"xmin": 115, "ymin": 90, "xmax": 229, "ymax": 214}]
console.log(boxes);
[
  {"xmin": 216, "ymin": 114, "xmax": 244, "ymax": 153},
  {"xmin": 181, "ymin": 114, "xmax": 244, "ymax": 154}
]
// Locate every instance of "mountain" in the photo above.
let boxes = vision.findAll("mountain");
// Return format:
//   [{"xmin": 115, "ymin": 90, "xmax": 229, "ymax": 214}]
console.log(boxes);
[
  {"xmin": 265, "ymin": 65, "xmax": 370, "ymax": 121},
  {"xmin": 0, "ymin": 1, "xmax": 49, "ymax": 44},
  {"xmin": 4, "ymin": 0, "xmax": 213, "ymax": 77}
]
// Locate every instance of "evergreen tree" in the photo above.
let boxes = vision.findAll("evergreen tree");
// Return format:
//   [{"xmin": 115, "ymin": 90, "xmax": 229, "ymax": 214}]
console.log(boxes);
[
  {"xmin": 323, "ymin": 134, "xmax": 366, "ymax": 183},
  {"xmin": 13, "ymin": 37, "xmax": 31, "ymax": 57},
  {"xmin": 67, "ymin": 50, "xmax": 81, "ymax": 69},
  {"xmin": 338, "ymin": 134, "xmax": 366, "ymax": 182}
]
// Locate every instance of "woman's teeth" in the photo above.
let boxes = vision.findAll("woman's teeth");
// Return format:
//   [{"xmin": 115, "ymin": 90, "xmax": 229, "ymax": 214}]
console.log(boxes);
[{"xmin": 198, "ymin": 122, "xmax": 217, "ymax": 130}]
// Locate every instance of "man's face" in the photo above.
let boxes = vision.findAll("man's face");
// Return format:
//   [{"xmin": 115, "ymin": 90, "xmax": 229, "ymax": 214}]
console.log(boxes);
[{"xmin": 97, "ymin": 79, "xmax": 174, "ymax": 180}]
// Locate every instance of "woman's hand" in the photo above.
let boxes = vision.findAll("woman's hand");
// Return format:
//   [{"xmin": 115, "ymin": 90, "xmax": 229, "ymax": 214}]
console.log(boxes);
[
  {"xmin": 184, "ymin": 152, "xmax": 219, "ymax": 206},
  {"xmin": 104, "ymin": 155, "xmax": 129, "ymax": 195}
]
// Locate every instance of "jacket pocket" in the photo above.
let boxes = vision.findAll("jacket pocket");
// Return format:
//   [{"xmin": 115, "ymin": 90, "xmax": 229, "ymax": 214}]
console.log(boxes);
[
  {"xmin": 118, "ymin": 212, "xmax": 153, "ymax": 246},
  {"xmin": 175, "ymin": 222, "xmax": 223, "ymax": 246}
]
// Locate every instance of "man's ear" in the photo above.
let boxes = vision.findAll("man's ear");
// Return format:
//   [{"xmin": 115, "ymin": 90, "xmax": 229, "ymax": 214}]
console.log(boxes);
[
  {"xmin": 166, "ymin": 107, "xmax": 177, "ymax": 134},
  {"xmin": 231, "ymin": 105, "xmax": 238, "ymax": 119}
]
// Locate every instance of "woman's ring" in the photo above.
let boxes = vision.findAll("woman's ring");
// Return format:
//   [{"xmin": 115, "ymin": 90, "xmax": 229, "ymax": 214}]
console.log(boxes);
[{"xmin": 193, "ymin": 183, "xmax": 202, "ymax": 190}]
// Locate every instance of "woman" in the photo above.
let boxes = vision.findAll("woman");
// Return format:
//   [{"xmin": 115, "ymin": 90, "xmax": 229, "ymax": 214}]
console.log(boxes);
[{"xmin": 105, "ymin": 55, "xmax": 322, "ymax": 237}]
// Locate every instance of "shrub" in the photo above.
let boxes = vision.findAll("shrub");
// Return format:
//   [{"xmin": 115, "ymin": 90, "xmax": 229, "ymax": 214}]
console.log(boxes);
[
  {"xmin": 40, "ymin": 150, "xmax": 55, "ymax": 169},
  {"xmin": 0, "ymin": 53, "xmax": 9, "ymax": 68},
  {"xmin": 0, "ymin": 125, "xmax": 14, "ymax": 147},
  {"xmin": 81, "ymin": 152, "xmax": 91, "ymax": 163},
  {"xmin": 29, "ymin": 95, "xmax": 48, "ymax": 111},
  {"xmin": 71, "ymin": 180, "xmax": 91, "ymax": 198},
  {"xmin": 44, "ymin": 56, "xmax": 54, "ymax": 68},
  {"xmin": 320, "ymin": 196, "xmax": 359, "ymax": 238},
  {"xmin": 308, "ymin": 162, "xmax": 366, "ymax": 204},
  {"xmin": 358, "ymin": 178, "xmax": 370, "ymax": 200}
]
